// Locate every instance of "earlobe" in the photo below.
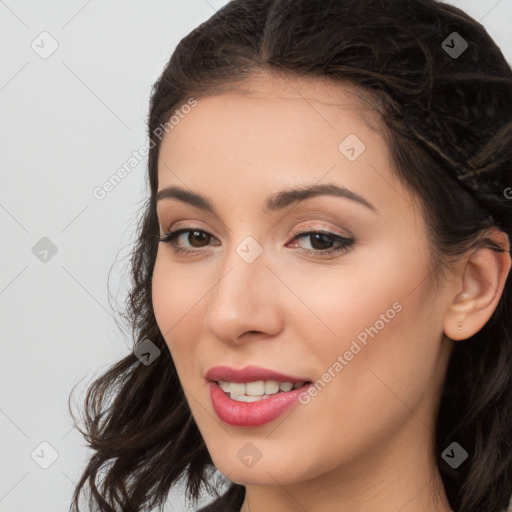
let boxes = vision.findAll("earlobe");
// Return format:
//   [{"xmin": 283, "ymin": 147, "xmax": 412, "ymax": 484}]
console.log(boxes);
[{"xmin": 443, "ymin": 229, "xmax": 511, "ymax": 341}]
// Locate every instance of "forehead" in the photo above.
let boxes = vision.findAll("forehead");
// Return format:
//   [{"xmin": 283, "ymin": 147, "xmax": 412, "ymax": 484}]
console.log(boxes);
[
  {"xmin": 158, "ymin": 71, "xmax": 411, "ymax": 199},
  {"xmin": 154, "ymin": 74, "xmax": 420, "ymax": 235},
  {"xmin": 157, "ymin": 72, "xmax": 385, "ymax": 168}
]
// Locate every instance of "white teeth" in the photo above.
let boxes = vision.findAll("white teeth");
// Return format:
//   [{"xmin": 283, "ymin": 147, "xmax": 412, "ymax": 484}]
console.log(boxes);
[
  {"xmin": 279, "ymin": 382, "xmax": 294, "ymax": 392},
  {"xmin": 218, "ymin": 381, "xmax": 230, "ymax": 393},
  {"xmin": 217, "ymin": 379, "xmax": 305, "ymax": 399},
  {"xmin": 231, "ymin": 395, "xmax": 267, "ymax": 402},
  {"xmin": 229, "ymin": 382, "xmax": 246, "ymax": 396},
  {"xmin": 245, "ymin": 381, "xmax": 265, "ymax": 396},
  {"xmin": 264, "ymin": 380, "xmax": 280, "ymax": 395}
]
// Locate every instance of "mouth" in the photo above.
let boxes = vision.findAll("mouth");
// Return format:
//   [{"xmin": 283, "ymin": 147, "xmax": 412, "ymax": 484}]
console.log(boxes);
[
  {"xmin": 205, "ymin": 364, "xmax": 310, "ymax": 386},
  {"xmin": 213, "ymin": 379, "xmax": 312, "ymax": 402},
  {"xmin": 205, "ymin": 365, "xmax": 313, "ymax": 427},
  {"xmin": 205, "ymin": 367, "xmax": 314, "ymax": 427}
]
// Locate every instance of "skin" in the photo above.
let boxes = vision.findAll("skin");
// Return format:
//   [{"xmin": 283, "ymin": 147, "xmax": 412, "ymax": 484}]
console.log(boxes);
[{"xmin": 151, "ymin": 73, "xmax": 511, "ymax": 512}]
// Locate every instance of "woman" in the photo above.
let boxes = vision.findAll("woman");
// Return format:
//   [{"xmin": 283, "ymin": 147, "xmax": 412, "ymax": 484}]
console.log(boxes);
[{"xmin": 70, "ymin": 1, "xmax": 512, "ymax": 511}]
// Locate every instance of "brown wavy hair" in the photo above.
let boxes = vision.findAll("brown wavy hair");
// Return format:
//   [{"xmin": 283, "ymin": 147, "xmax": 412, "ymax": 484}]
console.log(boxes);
[{"xmin": 69, "ymin": 1, "xmax": 512, "ymax": 511}]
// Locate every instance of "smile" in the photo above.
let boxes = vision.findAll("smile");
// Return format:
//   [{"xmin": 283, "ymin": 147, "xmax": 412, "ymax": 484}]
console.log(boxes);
[
  {"xmin": 217, "ymin": 379, "xmax": 306, "ymax": 401},
  {"xmin": 205, "ymin": 365, "xmax": 313, "ymax": 427}
]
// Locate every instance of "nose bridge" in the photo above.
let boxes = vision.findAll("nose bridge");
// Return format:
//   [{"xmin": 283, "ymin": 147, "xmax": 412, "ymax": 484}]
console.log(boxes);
[
  {"xmin": 211, "ymin": 234, "xmax": 267, "ymax": 310},
  {"xmin": 205, "ymin": 234, "xmax": 280, "ymax": 339}
]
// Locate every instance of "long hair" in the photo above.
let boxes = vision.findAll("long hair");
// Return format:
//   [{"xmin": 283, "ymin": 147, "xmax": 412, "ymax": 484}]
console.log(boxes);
[{"xmin": 69, "ymin": 1, "xmax": 512, "ymax": 511}]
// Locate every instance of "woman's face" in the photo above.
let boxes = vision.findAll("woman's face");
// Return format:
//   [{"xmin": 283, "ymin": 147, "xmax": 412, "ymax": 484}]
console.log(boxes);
[{"xmin": 152, "ymin": 75, "xmax": 454, "ymax": 487}]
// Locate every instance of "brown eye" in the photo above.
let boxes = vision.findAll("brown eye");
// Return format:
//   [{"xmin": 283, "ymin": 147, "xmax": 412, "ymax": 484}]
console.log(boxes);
[
  {"xmin": 157, "ymin": 228, "xmax": 220, "ymax": 254},
  {"xmin": 288, "ymin": 229, "xmax": 355, "ymax": 257},
  {"xmin": 186, "ymin": 230, "xmax": 211, "ymax": 247}
]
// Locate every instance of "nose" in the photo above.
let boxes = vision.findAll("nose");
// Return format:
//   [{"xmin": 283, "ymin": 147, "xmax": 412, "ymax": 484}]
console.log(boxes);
[{"xmin": 204, "ymin": 240, "xmax": 283, "ymax": 344}]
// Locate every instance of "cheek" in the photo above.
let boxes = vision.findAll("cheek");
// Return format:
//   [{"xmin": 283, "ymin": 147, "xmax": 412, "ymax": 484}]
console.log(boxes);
[
  {"xmin": 301, "ymin": 242, "xmax": 436, "ymax": 403},
  {"xmin": 292, "ymin": 246, "xmax": 418, "ymax": 352},
  {"xmin": 151, "ymin": 253, "xmax": 203, "ymax": 362},
  {"xmin": 152, "ymin": 254, "xmax": 178, "ymax": 339}
]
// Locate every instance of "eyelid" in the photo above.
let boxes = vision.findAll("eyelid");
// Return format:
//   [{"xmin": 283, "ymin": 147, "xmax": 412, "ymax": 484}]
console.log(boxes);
[
  {"xmin": 160, "ymin": 218, "xmax": 212, "ymax": 235},
  {"xmin": 159, "ymin": 209, "xmax": 352, "ymax": 233},
  {"xmin": 159, "ymin": 221, "xmax": 350, "ymax": 240},
  {"xmin": 291, "ymin": 222, "xmax": 352, "ymax": 239},
  {"xmin": 157, "ymin": 221, "xmax": 355, "ymax": 259}
]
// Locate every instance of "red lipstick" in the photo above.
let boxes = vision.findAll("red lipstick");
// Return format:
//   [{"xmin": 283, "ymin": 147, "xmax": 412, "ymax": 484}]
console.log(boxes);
[
  {"xmin": 205, "ymin": 365, "xmax": 308, "ymax": 384},
  {"xmin": 206, "ymin": 365, "xmax": 312, "ymax": 427}
]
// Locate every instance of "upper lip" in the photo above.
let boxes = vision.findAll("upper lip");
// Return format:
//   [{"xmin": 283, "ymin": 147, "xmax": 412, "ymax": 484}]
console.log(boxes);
[{"xmin": 206, "ymin": 365, "xmax": 310, "ymax": 384}]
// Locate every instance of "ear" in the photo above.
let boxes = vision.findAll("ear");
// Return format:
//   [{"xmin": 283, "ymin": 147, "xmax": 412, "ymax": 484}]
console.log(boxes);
[{"xmin": 444, "ymin": 228, "xmax": 511, "ymax": 341}]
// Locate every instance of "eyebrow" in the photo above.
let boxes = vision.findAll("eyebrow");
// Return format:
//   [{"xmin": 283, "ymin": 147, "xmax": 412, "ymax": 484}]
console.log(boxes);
[{"xmin": 156, "ymin": 183, "xmax": 378, "ymax": 215}]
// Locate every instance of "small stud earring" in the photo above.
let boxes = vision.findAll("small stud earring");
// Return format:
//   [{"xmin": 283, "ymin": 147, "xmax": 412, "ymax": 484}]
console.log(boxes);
[{"xmin": 457, "ymin": 322, "xmax": 463, "ymax": 330}]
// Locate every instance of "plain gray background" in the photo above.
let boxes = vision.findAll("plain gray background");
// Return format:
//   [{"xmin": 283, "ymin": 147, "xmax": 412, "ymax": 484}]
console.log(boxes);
[{"xmin": 1, "ymin": 1, "xmax": 511, "ymax": 511}]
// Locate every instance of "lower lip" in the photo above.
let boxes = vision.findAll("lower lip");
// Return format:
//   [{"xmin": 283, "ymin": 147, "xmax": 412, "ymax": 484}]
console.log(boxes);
[{"xmin": 208, "ymin": 381, "xmax": 312, "ymax": 427}]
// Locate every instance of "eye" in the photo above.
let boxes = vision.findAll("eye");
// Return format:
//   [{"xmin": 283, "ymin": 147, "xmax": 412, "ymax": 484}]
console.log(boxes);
[
  {"xmin": 156, "ymin": 226, "xmax": 355, "ymax": 258},
  {"xmin": 156, "ymin": 228, "xmax": 219, "ymax": 255},
  {"xmin": 287, "ymin": 227, "xmax": 354, "ymax": 257}
]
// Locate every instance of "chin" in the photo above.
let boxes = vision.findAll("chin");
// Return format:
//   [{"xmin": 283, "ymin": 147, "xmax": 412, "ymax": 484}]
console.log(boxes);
[{"xmin": 209, "ymin": 446, "xmax": 319, "ymax": 487}]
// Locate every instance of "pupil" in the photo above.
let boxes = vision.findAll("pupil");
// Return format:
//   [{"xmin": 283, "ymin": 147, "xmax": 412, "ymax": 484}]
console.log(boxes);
[
  {"xmin": 190, "ymin": 231, "xmax": 208, "ymax": 247},
  {"xmin": 311, "ymin": 233, "xmax": 332, "ymax": 250}
]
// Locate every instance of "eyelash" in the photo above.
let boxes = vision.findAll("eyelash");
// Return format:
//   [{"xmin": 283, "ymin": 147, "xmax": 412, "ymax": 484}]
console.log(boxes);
[{"xmin": 156, "ymin": 226, "xmax": 355, "ymax": 258}]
